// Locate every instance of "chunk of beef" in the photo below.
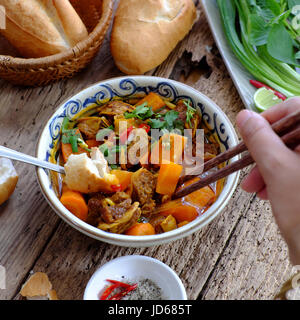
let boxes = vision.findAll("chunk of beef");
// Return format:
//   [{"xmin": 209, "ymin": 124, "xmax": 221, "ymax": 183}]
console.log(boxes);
[
  {"xmin": 175, "ymin": 100, "xmax": 187, "ymax": 123},
  {"xmin": 204, "ymin": 142, "xmax": 219, "ymax": 156},
  {"xmin": 131, "ymin": 168, "xmax": 157, "ymax": 216},
  {"xmin": 98, "ymin": 202, "xmax": 141, "ymax": 234},
  {"xmin": 77, "ymin": 117, "xmax": 102, "ymax": 139},
  {"xmin": 87, "ymin": 192, "xmax": 132, "ymax": 224},
  {"xmin": 99, "ymin": 101, "xmax": 134, "ymax": 116}
]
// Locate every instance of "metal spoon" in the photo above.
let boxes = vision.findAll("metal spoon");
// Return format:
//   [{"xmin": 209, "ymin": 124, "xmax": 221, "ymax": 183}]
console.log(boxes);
[{"xmin": 0, "ymin": 146, "xmax": 65, "ymax": 174}]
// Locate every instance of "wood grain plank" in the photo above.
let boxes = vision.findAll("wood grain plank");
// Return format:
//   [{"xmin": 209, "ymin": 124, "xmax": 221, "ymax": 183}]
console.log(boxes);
[
  {"xmin": 0, "ymin": 1, "xmax": 292, "ymax": 301},
  {"xmin": 13, "ymin": 171, "xmax": 252, "ymax": 300},
  {"xmin": 0, "ymin": 27, "xmax": 124, "ymax": 299},
  {"xmin": 200, "ymin": 198, "xmax": 294, "ymax": 300}
]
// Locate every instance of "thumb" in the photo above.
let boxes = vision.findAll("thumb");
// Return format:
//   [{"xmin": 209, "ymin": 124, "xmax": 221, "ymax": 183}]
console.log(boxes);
[{"xmin": 236, "ymin": 110, "xmax": 289, "ymax": 181}]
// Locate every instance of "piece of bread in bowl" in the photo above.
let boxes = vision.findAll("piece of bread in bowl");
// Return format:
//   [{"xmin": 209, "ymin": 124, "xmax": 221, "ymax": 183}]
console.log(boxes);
[
  {"xmin": 111, "ymin": 0, "xmax": 197, "ymax": 74},
  {"xmin": 0, "ymin": 157, "xmax": 18, "ymax": 206},
  {"xmin": 0, "ymin": 0, "xmax": 88, "ymax": 58},
  {"xmin": 64, "ymin": 148, "xmax": 119, "ymax": 193}
]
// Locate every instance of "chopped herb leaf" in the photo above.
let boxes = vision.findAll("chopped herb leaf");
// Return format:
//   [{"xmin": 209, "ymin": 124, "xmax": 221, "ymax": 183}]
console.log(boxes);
[
  {"xmin": 173, "ymin": 119, "xmax": 185, "ymax": 131},
  {"xmin": 164, "ymin": 110, "xmax": 179, "ymax": 127},
  {"xmin": 111, "ymin": 145, "xmax": 123, "ymax": 153},
  {"xmin": 61, "ymin": 118, "xmax": 82, "ymax": 153},
  {"xmin": 99, "ymin": 144, "xmax": 109, "ymax": 157},
  {"xmin": 61, "ymin": 117, "xmax": 70, "ymax": 133},
  {"xmin": 124, "ymin": 103, "xmax": 154, "ymax": 120},
  {"xmin": 96, "ymin": 125, "xmax": 114, "ymax": 141},
  {"xmin": 184, "ymin": 100, "xmax": 196, "ymax": 127},
  {"xmin": 69, "ymin": 135, "xmax": 79, "ymax": 153},
  {"xmin": 149, "ymin": 118, "xmax": 165, "ymax": 129}
]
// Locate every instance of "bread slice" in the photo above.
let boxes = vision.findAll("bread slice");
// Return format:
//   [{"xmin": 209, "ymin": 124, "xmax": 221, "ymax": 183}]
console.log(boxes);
[
  {"xmin": 0, "ymin": 157, "xmax": 18, "ymax": 206},
  {"xmin": 20, "ymin": 272, "xmax": 58, "ymax": 300},
  {"xmin": 0, "ymin": 0, "xmax": 88, "ymax": 58},
  {"xmin": 111, "ymin": 0, "xmax": 197, "ymax": 74},
  {"xmin": 64, "ymin": 148, "xmax": 119, "ymax": 193}
]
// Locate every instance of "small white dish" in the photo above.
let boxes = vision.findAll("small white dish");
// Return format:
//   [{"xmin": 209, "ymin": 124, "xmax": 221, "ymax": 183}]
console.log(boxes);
[{"xmin": 83, "ymin": 255, "xmax": 187, "ymax": 300}]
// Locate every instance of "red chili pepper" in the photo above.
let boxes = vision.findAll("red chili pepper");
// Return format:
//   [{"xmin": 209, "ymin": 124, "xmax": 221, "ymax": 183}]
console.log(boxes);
[
  {"xmin": 138, "ymin": 123, "xmax": 151, "ymax": 133},
  {"xmin": 99, "ymin": 283, "xmax": 120, "ymax": 300},
  {"xmin": 119, "ymin": 126, "xmax": 134, "ymax": 144},
  {"xmin": 99, "ymin": 280, "xmax": 137, "ymax": 300},
  {"xmin": 111, "ymin": 184, "xmax": 122, "ymax": 192},
  {"xmin": 249, "ymin": 80, "xmax": 287, "ymax": 101},
  {"xmin": 106, "ymin": 279, "xmax": 132, "ymax": 288},
  {"xmin": 108, "ymin": 283, "xmax": 138, "ymax": 300}
]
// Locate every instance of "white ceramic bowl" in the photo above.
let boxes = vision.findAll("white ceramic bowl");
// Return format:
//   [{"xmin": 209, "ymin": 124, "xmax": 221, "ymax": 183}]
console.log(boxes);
[
  {"xmin": 36, "ymin": 76, "xmax": 240, "ymax": 247},
  {"xmin": 83, "ymin": 255, "xmax": 187, "ymax": 300}
]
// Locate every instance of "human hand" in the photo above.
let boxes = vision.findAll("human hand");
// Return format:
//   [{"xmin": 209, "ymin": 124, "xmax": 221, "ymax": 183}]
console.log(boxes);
[{"xmin": 236, "ymin": 98, "xmax": 300, "ymax": 265}]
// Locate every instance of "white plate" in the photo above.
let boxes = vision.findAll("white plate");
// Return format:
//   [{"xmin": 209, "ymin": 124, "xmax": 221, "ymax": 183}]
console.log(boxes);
[
  {"xmin": 83, "ymin": 255, "xmax": 187, "ymax": 300},
  {"xmin": 201, "ymin": 0, "xmax": 256, "ymax": 111}
]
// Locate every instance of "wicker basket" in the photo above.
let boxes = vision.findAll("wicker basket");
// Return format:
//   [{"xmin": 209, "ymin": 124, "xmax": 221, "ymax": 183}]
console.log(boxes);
[{"xmin": 0, "ymin": 0, "xmax": 113, "ymax": 87}]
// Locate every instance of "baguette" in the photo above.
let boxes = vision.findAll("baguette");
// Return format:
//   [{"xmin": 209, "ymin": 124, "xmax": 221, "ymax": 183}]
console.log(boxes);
[
  {"xmin": 111, "ymin": 0, "xmax": 197, "ymax": 74},
  {"xmin": 64, "ymin": 148, "xmax": 119, "ymax": 193},
  {"xmin": 0, "ymin": 157, "xmax": 18, "ymax": 206},
  {"xmin": 0, "ymin": 0, "xmax": 88, "ymax": 58}
]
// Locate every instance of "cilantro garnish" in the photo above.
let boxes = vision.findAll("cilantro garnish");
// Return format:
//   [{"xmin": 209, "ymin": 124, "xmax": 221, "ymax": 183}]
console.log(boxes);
[
  {"xmin": 148, "ymin": 110, "xmax": 184, "ymax": 132},
  {"xmin": 124, "ymin": 103, "xmax": 154, "ymax": 120},
  {"xmin": 99, "ymin": 143, "xmax": 109, "ymax": 157},
  {"xmin": 184, "ymin": 100, "xmax": 197, "ymax": 127},
  {"xmin": 164, "ymin": 110, "xmax": 179, "ymax": 127},
  {"xmin": 61, "ymin": 117, "xmax": 91, "ymax": 153},
  {"xmin": 148, "ymin": 118, "xmax": 165, "ymax": 129},
  {"xmin": 96, "ymin": 125, "xmax": 114, "ymax": 141}
]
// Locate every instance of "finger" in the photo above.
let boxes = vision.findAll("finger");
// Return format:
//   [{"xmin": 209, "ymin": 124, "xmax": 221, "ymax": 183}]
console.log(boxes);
[
  {"xmin": 257, "ymin": 187, "xmax": 268, "ymax": 200},
  {"xmin": 261, "ymin": 97, "xmax": 300, "ymax": 124},
  {"xmin": 294, "ymin": 144, "xmax": 300, "ymax": 154},
  {"xmin": 236, "ymin": 110, "xmax": 293, "ymax": 182},
  {"xmin": 241, "ymin": 166, "xmax": 265, "ymax": 193}
]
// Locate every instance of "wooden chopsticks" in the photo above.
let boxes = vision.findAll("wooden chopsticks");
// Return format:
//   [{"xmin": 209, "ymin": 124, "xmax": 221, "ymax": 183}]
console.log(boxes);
[{"xmin": 172, "ymin": 110, "xmax": 300, "ymax": 200}]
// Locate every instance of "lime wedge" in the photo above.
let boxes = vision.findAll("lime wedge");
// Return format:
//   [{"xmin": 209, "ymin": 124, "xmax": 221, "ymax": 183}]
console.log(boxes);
[{"xmin": 254, "ymin": 87, "xmax": 283, "ymax": 112}]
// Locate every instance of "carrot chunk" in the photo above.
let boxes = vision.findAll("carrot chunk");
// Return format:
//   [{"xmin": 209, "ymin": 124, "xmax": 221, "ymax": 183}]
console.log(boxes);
[
  {"xmin": 125, "ymin": 223, "xmax": 155, "ymax": 236},
  {"xmin": 110, "ymin": 170, "xmax": 133, "ymax": 191},
  {"xmin": 135, "ymin": 92, "xmax": 165, "ymax": 112},
  {"xmin": 156, "ymin": 162, "xmax": 183, "ymax": 195},
  {"xmin": 159, "ymin": 177, "xmax": 216, "ymax": 222},
  {"xmin": 60, "ymin": 190, "xmax": 88, "ymax": 222}
]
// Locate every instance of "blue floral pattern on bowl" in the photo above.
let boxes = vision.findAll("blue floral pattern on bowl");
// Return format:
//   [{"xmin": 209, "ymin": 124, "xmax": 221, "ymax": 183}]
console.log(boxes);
[{"xmin": 46, "ymin": 78, "xmax": 230, "ymax": 162}]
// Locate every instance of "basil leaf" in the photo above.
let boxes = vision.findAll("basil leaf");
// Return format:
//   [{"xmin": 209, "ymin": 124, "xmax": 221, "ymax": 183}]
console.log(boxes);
[
  {"xmin": 267, "ymin": 23, "xmax": 297, "ymax": 65},
  {"xmin": 249, "ymin": 14, "xmax": 270, "ymax": 46}
]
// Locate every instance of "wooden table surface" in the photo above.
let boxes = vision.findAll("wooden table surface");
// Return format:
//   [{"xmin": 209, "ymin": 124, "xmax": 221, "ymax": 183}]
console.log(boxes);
[{"xmin": 0, "ymin": 1, "xmax": 295, "ymax": 300}]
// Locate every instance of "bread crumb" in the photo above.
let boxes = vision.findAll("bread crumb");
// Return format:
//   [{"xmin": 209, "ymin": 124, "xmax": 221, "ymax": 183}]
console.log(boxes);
[{"xmin": 20, "ymin": 272, "xmax": 58, "ymax": 300}]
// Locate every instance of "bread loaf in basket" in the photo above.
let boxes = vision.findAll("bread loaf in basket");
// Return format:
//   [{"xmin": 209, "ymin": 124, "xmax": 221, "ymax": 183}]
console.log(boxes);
[{"xmin": 0, "ymin": 0, "xmax": 113, "ymax": 86}]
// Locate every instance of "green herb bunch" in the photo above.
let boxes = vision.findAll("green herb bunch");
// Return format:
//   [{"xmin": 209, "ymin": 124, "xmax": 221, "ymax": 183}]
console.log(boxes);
[{"xmin": 218, "ymin": 0, "xmax": 300, "ymax": 97}]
